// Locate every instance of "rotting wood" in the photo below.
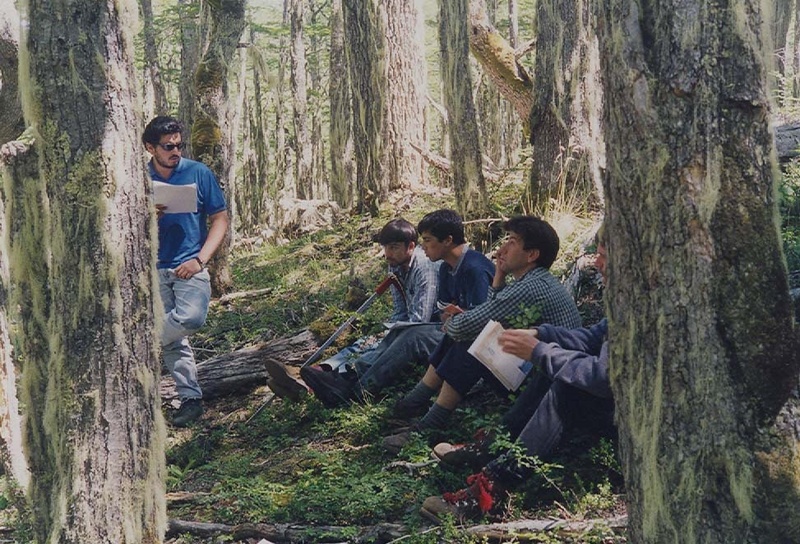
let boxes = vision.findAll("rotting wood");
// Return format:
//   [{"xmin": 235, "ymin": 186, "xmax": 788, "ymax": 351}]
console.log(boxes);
[{"xmin": 160, "ymin": 330, "xmax": 319, "ymax": 401}]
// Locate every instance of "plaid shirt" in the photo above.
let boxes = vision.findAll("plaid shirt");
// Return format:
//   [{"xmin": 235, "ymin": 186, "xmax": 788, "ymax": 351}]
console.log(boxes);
[
  {"xmin": 444, "ymin": 267, "xmax": 581, "ymax": 341},
  {"xmin": 388, "ymin": 246, "xmax": 440, "ymax": 323}
]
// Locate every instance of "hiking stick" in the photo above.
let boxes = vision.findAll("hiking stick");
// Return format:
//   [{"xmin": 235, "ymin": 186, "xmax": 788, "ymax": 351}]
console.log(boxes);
[{"xmin": 300, "ymin": 274, "xmax": 401, "ymax": 368}]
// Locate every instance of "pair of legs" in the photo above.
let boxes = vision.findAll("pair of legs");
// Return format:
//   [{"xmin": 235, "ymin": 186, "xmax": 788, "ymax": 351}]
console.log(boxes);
[{"xmin": 159, "ymin": 268, "xmax": 211, "ymax": 401}]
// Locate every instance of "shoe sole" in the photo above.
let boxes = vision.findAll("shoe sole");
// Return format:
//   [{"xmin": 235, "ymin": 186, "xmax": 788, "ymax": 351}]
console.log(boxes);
[
  {"xmin": 419, "ymin": 506, "xmax": 444, "ymax": 525},
  {"xmin": 299, "ymin": 366, "xmax": 352, "ymax": 408},
  {"xmin": 264, "ymin": 360, "xmax": 308, "ymax": 400}
]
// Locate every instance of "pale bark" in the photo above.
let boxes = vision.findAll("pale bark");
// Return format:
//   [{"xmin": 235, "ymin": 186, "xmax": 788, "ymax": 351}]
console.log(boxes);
[
  {"xmin": 275, "ymin": 0, "xmax": 292, "ymax": 199},
  {"xmin": 328, "ymin": 0, "xmax": 355, "ymax": 207},
  {"xmin": 290, "ymin": 0, "xmax": 313, "ymax": 199},
  {"xmin": 440, "ymin": 0, "xmax": 487, "ymax": 218},
  {"xmin": 192, "ymin": 0, "xmax": 245, "ymax": 296},
  {"xmin": 343, "ymin": 0, "xmax": 385, "ymax": 216},
  {"xmin": 598, "ymin": 0, "xmax": 800, "ymax": 541},
  {"xmin": 508, "ymin": 0, "xmax": 519, "ymax": 49},
  {"xmin": 308, "ymin": 0, "xmax": 328, "ymax": 200},
  {"xmin": 14, "ymin": 0, "xmax": 165, "ymax": 540},
  {"xmin": 381, "ymin": 0, "xmax": 427, "ymax": 190}
]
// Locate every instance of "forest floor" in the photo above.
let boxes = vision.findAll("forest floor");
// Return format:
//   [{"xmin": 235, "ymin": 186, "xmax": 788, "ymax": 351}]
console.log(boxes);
[{"xmin": 159, "ymin": 189, "xmax": 628, "ymax": 543}]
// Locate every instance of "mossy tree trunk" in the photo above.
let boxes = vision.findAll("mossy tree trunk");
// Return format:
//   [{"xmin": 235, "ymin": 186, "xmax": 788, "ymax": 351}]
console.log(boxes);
[
  {"xmin": 308, "ymin": 0, "xmax": 328, "ymax": 200},
  {"xmin": 178, "ymin": 0, "xmax": 201, "ymax": 158},
  {"xmin": 0, "ymin": 0, "xmax": 22, "ymax": 144},
  {"xmin": 13, "ymin": 0, "xmax": 165, "ymax": 540},
  {"xmin": 192, "ymin": 0, "xmax": 245, "ymax": 296},
  {"xmin": 440, "ymin": 0, "xmax": 487, "ymax": 219},
  {"xmin": 140, "ymin": 0, "xmax": 168, "ymax": 117},
  {"xmin": 381, "ymin": 0, "xmax": 428, "ymax": 191},
  {"xmin": 274, "ymin": 0, "xmax": 293, "ymax": 200},
  {"xmin": 343, "ymin": 0, "xmax": 385, "ymax": 216},
  {"xmin": 597, "ymin": 0, "xmax": 800, "ymax": 541},
  {"xmin": 290, "ymin": 0, "xmax": 313, "ymax": 200},
  {"xmin": 528, "ymin": 0, "xmax": 604, "ymax": 207},
  {"xmin": 328, "ymin": 0, "xmax": 354, "ymax": 208}
]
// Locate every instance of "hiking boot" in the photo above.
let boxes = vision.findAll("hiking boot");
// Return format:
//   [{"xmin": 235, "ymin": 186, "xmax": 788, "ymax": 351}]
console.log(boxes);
[
  {"xmin": 173, "ymin": 398, "xmax": 204, "ymax": 427},
  {"xmin": 299, "ymin": 365, "xmax": 358, "ymax": 408},
  {"xmin": 432, "ymin": 428, "xmax": 494, "ymax": 470},
  {"xmin": 391, "ymin": 395, "xmax": 430, "ymax": 420},
  {"xmin": 382, "ymin": 426, "xmax": 417, "ymax": 454},
  {"xmin": 419, "ymin": 470, "xmax": 506, "ymax": 524},
  {"xmin": 264, "ymin": 360, "xmax": 309, "ymax": 401},
  {"xmin": 267, "ymin": 378, "xmax": 306, "ymax": 402}
]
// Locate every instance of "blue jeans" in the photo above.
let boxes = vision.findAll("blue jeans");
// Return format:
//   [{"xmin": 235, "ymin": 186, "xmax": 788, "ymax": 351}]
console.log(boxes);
[
  {"xmin": 355, "ymin": 324, "xmax": 444, "ymax": 394},
  {"xmin": 159, "ymin": 268, "xmax": 211, "ymax": 400}
]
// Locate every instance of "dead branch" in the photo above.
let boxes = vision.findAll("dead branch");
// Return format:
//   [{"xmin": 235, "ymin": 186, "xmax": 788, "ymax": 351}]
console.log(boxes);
[{"xmin": 166, "ymin": 519, "xmax": 407, "ymax": 542}]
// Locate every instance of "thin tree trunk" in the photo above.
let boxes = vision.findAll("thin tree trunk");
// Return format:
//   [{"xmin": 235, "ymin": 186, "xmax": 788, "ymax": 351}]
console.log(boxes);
[
  {"xmin": 290, "ymin": 0, "xmax": 313, "ymax": 200},
  {"xmin": 343, "ymin": 0, "xmax": 385, "ymax": 216},
  {"xmin": 141, "ymin": 0, "xmax": 169, "ymax": 116},
  {"xmin": 192, "ymin": 0, "xmax": 246, "ymax": 296},
  {"xmin": 14, "ymin": 0, "xmax": 165, "ymax": 540},
  {"xmin": 308, "ymin": 0, "xmax": 328, "ymax": 200},
  {"xmin": 381, "ymin": 0, "xmax": 427, "ymax": 190},
  {"xmin": 0, "ymin": 0, "xmax": 22, "ymax": 145},
  {"xmin": 179, "ymin": 0, "xmax": 201, "ymax": 158},
  {"xmin": 275, "ymin": 0, "xmax": 292, "ymax": 199},
  {"xmin": 440, "ymin": 0, "xmax": 486, "ymax": 218},
  {"xmin": 598, "ymin": 0, "xmax": 800, "ymax": 540},
  {"xmin": 329, "ymin": 0, "xmax": 354, "ymax": 207},
  {"xmin": 508, "ymin": 0, "xmax": 519, "ymax": 49}
]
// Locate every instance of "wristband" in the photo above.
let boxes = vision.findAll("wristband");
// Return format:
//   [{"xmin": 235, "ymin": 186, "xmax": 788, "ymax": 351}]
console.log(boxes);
[{"xmin": 194, "ymin": 256, "xmax": 205, "ymax": 268}]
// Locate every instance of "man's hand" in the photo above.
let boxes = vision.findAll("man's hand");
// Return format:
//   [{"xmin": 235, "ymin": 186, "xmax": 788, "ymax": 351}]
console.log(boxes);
[
  {"xmin": 174, "ymin": 257, "xmax": 204, "ymax": 279},
  {"xmin": 440, "ymin": 304, "xmax": 463, "ymax": 322},
  {"xmin": 156, "ymin": 204, "xmax": 167, "ymax": 220},
  {"xmin": 498, "ymin": 329, "xmax": 539, "ymax": 360}
]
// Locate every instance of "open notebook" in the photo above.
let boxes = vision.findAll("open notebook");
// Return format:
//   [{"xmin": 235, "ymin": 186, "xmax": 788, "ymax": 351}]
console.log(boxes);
[{"xmin": 468, "ymin": 320, "xmax": 533, "ymax": 391}]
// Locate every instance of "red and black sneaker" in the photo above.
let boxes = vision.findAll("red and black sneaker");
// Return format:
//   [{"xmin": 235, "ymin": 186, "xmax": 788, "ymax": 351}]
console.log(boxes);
[{"xmin": 419, "ymin": 470, "xmax": 507, "ymax": 524}]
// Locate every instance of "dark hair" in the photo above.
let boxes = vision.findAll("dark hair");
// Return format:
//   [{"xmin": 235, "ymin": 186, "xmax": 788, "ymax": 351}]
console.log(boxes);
[
  {"xmin": 142, "ymin": 116, "xmax": 184, "ymax": 146},
  {"xmin": 374, "ymin": 218, "xmax": 418, "ymax": 246},
  {"xmin": 504, "ymin": 216, "xmax": 560, "ymax": 269},
  {"xmin": 417, "ymin": 209, "xmax": 465, "ymax": 245}
]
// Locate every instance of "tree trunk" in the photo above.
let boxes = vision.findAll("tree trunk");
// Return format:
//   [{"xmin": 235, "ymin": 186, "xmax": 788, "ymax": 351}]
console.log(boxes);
[
  {"xmin": 343, "ymin": 0, "xmax": 385, "ymax": 216},
  {"xmin": 140, "ymin": 0, "xmax": 169, "ymax": 117},
  {"xmin": 440, "ymin": 0, "xmax": 487, "ymax": 218},
  {"xmin": 508, "ymin": 0, "xmax": 519, "ymax": 49},
  {"xmin": 381, "ymin": 0, "xmax": 427, "ymax": 191},
  {"xmin": 192, "ymin": 0, "xmax": 245, "ymax": 296},
  {"xmin": 14, "ymin": 0, "xmax": 165, "ymax": 540},
  {"xmin": 290, "ymin": 0, "xmax": 313, "ymax": 200},
  {"xmin": 527, "ymin": 0, "xmax": 604, "ymax": 206},
  {"xmin": 275, "ymin": 0, "xmax": 293, "ymax": 201},
  {"xmin": 597, "ymin": 0, "xmax": 800, "ymax": 541},
  {"xmin": 328, "ymin": 0, "xmax": 354, "ymax": 208},
  {"xmin": 0, "ymin": 0, "xmax": 22, "ymax": 145},
  {"xmin": 308, "ymin": 0, "xmax": 329, "ymax": 200},
  {"xmin": 178, "ymin": 0, "xmax": 201, "ymax": 158}
]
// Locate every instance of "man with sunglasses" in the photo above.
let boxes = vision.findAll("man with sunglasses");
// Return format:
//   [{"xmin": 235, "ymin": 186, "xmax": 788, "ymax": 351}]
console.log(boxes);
[{"xmin": 143, "ymin": 116, "xmax": 228, "ymax": 427}]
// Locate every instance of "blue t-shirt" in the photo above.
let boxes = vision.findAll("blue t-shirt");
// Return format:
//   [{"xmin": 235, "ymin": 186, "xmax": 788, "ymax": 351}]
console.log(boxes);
[
  {"xmin": 149, "ymin": 158, "xmax": 227, "ymax": 269},
  {"xmin": 437, "ymin": 248, "xmax": 495, "ymax": 310}
]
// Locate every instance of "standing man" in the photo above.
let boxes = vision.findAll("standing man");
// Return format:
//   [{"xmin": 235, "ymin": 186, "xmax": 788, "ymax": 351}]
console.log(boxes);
[{"xmin": 143, "ymin": 116, "xmax": 229, "ymax": 427}]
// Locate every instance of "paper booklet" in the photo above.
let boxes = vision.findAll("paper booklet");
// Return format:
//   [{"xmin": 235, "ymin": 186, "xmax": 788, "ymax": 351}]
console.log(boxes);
[
  {"xmin": 468, "ymin": 320, "xmax": 533, "ymax": 391},
  {"xmin": 153, "ymin": 181, "xmax": 198, "ymax": 214}
]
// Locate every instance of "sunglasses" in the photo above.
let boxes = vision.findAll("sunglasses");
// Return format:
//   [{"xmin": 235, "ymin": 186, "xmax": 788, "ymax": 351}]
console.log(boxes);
[{"xmin": 157, "ymin": 142, "xmax": 186, "ymax": 152}]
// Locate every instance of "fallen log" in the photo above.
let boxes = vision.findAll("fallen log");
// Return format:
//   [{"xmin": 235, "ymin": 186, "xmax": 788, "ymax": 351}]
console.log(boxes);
[
  {"xmin": 160, "ymin": 330, "xmax": 319, "ymax": 401},
  {"xmin": 166, "ymin": 519, "xmax": 406, "ymax": 543},
  {"xmin": 466, "ymin": 515, "xmax": 628, "ymax": 541}
]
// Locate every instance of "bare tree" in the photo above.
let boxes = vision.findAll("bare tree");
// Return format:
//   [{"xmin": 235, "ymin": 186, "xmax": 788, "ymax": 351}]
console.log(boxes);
[
  {"xmin": 290, "ymin": 0, "xmax": 313, "ymax": 199},
  {"xmin": 440, "ymin": 0, "xmax": 486, "ymax": 217},
  {"xmin": 343, "ymin": 0, "xmax": 385, "ymax": 216},
  {"xmin": 381, "ymin": 0, "xmax": 428, "ymax": 190},
  {"xmin": 329, "ymin": 0, "xmax": 355, "ymax": 207},
  {"xmin": 141, "ymin": 0, "xmax": 169, "ymax": 116}
]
